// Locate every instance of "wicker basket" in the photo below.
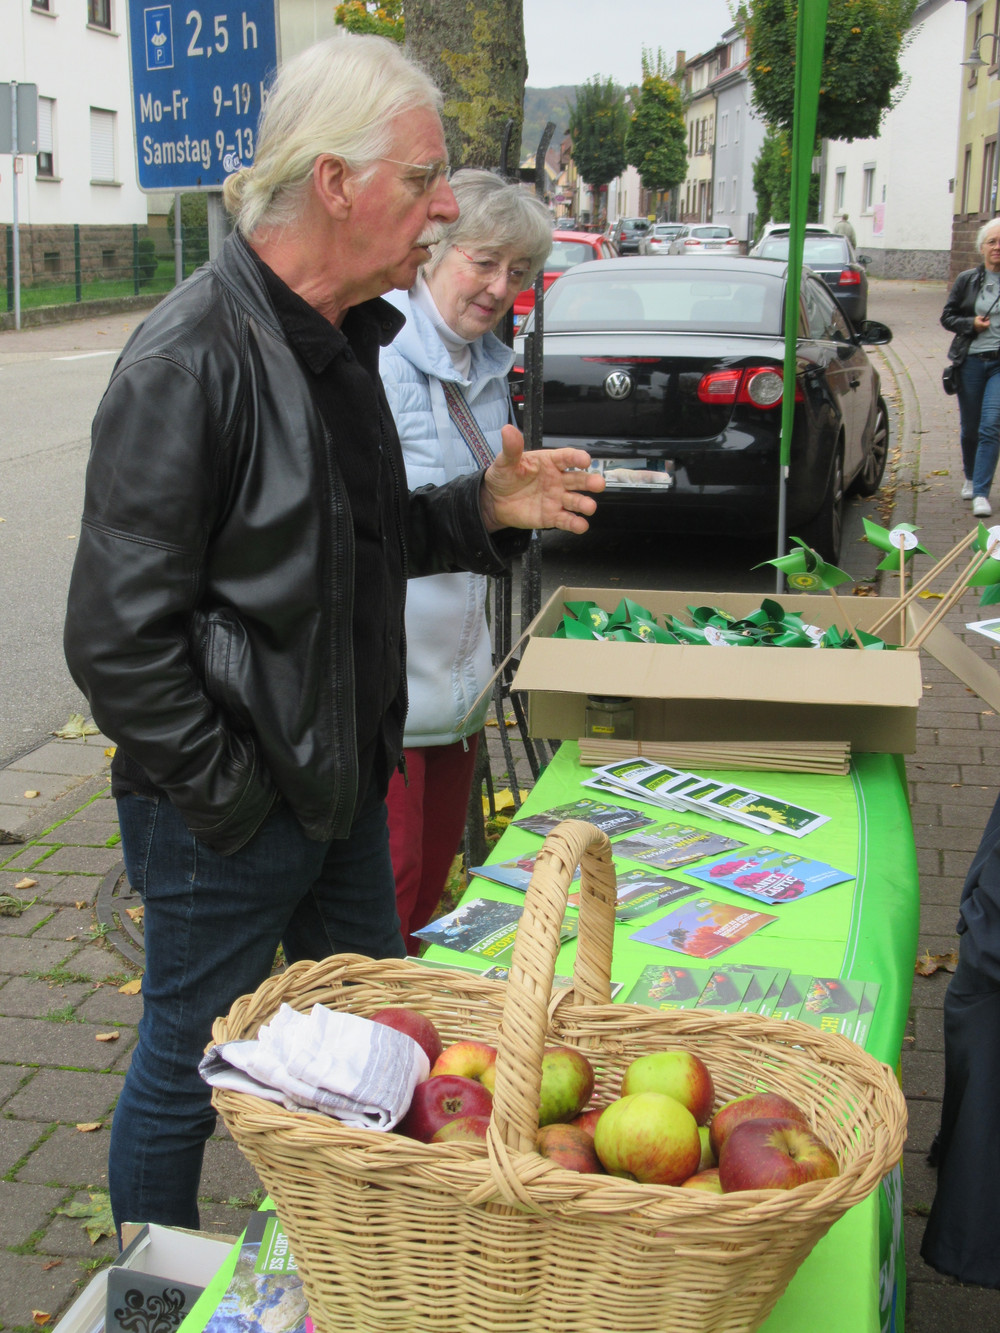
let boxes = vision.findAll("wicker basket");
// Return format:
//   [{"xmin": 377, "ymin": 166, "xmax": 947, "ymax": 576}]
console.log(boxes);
[{"xmin": 210, "ymin": 820, "xmax": 907, "ymax": 1333}]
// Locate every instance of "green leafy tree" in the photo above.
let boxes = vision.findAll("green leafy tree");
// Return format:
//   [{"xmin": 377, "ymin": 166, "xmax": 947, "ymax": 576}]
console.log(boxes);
[
  {"xmin": 568, "ymin": 77, "xmax": 629, "ymax": 218},
  {"xmin": 751, "ymin": 127, "xmax": 819, "ymax": 238},
  {"xmin": 625, "ymin": 49, "xmax": 687, "ymax": 198},
  {"xmin": 335, "ymin": 1, "xmax": 405, "ymax": 42},
  {"xmin": 744, "ymin": 0, "xmax": 917, "ymax": 143}
]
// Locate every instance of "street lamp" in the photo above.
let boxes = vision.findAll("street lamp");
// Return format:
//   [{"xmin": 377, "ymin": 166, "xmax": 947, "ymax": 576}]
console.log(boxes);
[{"xmin": 961, "ymin": 31, "xmax": 1000, "ymax": 216}]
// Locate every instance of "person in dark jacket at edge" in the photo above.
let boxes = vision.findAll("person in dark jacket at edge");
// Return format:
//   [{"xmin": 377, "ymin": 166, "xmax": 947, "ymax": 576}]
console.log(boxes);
[
  {"xmin": 940, "ymin": 217, "xmax": 1000, "ymax": 518},
  {"xmin": 921, "ymin": 791, "xmax": 1000, "ymax": 1287},
  {"xmin": 62, "ymin": 33, "xmax": 604, "ymax": 1239}
]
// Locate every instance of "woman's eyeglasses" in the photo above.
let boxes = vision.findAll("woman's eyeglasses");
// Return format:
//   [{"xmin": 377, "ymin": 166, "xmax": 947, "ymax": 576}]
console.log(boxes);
[{"xmin": 453, "ymin": 248, "xmax": 530, "ymax": 286}]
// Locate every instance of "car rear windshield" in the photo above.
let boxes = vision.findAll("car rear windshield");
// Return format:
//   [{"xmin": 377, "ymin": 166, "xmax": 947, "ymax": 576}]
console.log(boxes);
[
  {"xmin": 543, "ymin": 269, "xmax": 783, "ymax": 334},
  {"xmin": 547, "ymin": 240, "xmax": 598, "ymax": 272},
  {"xmin": 690, "ymin": 227, "xmax": 733, "ymax": 239},
  {"xmin": 621, "ymin": 220, "xmax": 649, "ymax": 233},
  {"xmin": 758, "ymin": 236, "xmax": 851, "ymax": 266}
]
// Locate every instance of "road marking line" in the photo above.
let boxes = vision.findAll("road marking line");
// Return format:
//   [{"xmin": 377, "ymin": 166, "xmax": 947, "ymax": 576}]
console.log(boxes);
[{"xmin": 53, "ymin": 351, "xmax": 118, "ymax": 361}]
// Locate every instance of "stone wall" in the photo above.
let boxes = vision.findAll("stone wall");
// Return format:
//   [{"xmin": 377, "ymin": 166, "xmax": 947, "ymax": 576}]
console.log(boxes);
[
  {"xmin": 1, "ymin": 223, "xmax": 162, "ymax": 289},
  {"xmin": 863, "ymin": 248, "xmax": 951, "ymax": 281},
  {"xmin": 949, "ymin": 214, "xmax": 989, "ymax": 282}
]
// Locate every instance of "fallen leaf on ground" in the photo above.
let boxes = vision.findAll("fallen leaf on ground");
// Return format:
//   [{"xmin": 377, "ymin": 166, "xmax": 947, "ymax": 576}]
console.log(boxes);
[
  {"xmin": 51, "ymin": 714, "xmax": 99, "ymax": 740},
  {"xmin": 76, "ymin": 1122, "xmax": 102, "ymax": 1133},
  {"xmin": 918, "ymin": 590, "xmax": 944, "ymax": 600},
  {"xmin": 104, "ymin": 746, "xmax": 117, "ymax": 758},
  {"xmin": 32, "ymin": 1311, "xmax": 51, "ymax": 1326},
  {"xmin": 41, "ymin": 1261, "xmax": 62, "ymax": 1272},
  {"xmin": 24, "ymin": 790, "xmax": 40, "ymax": 799},
  {"xmin": 56, "ymin": 1192, "xmax": 115, "ymax": 1243},
  {"xmin": 15, "ymin": 877, "xmax": 38, "ymax": 890},
  {"xmin": 118, "ymin": 978, "xmax": 142, "ymax": 995},
  {"xmin": 928, "ymin": 469, "xmax": 951, "ymax": 476},
  {"xmin": 95, "ymin": 1031, "xmax": 120, "ymax": 1042},
  {"xmin": 915, "ymin": 949, "xmax": 958, "ymax": 976},
  {"xmin": 125, "ymin": 906, "xmax": 144, "ymax": 922},
  {"xmin": 75, "ymin": 901, "xmax": 88, "ymax": 910}
]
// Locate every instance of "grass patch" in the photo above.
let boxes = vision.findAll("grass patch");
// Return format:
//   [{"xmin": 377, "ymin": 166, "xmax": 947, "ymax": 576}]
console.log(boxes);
[
  {"xmin": 43, "ymin": 1005, "xmax": 82, "ymax": 1023},
  {"xmin": 30, "ymin": 967, "xmax": 91, "ymax": 985}
]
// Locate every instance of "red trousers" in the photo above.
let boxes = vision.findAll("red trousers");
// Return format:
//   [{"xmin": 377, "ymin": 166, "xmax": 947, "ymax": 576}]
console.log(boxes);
[{"xmin": 386, "ymin": 736, "xmax": 480, "ymax": 954}]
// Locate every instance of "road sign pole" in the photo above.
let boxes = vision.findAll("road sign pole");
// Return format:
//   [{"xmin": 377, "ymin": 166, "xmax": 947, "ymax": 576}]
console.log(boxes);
[
  {"xmin": 10, "ymin": 82, "xmax": 20, "ymax": 331},
  {"xmin": 174, "ymin": 191, "xmax": 183, "ymax": 286}
]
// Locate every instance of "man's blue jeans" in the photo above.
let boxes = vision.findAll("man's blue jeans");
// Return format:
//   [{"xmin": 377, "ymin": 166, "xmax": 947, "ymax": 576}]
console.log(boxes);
[
  {"xmin": 956, "ymin": 353, "xmax": 1000, "ymax": 497},
  {"xmin": 109, "ymin": 785, "xmax": 404, "ymax": 1234}
]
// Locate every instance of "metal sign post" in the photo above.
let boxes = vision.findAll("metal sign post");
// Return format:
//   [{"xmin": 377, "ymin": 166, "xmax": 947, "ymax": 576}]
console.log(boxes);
[{"xmin": 1, "ymin": 82, "xmax": 38, "ymax": 331}]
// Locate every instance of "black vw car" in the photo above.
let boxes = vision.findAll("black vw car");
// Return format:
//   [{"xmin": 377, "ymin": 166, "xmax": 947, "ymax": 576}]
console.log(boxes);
[{"xmin": 512, "ymin": 256, "xmax": 891, "ymax": 561}]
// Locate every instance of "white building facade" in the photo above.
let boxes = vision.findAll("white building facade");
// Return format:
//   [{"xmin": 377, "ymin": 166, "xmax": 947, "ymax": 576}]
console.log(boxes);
[
  {"xmin": 820, "ymin": 0, "xmax": 965, "ymax": 278},
  {"xmin": 710, "ymin": 27, "xmax": 767, "ymax": 244}
]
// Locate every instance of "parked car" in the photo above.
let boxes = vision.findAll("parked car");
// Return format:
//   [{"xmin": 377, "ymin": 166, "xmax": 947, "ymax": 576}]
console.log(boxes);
[
  {"xmin": 640, "ymin": 223, "xmax": 685, "ymax": 255},
  {"xmin": 667, "ymin": 224, "xmax": 741, "ymax": 255},
  {"xmin": 758, "ymin": 221, "xmax": 835, "ymax": 241},
  {"xmin": 610, "ymin": 217, "xmax": 652, "ymax": 255},
  {"xmin": 512, "ymin": 229, "xmax": 619, "ymax": 331},
  {"xmin": 511, "ymin": 255, "xmax": 891, "ymax": 560},
  {"xmin": 749, "ymin": 231, "xmax": 870, "ymax": 325}
]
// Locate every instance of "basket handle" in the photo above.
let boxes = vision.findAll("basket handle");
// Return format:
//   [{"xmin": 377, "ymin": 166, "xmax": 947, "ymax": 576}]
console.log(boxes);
[{"xmin": 487, "ymin": 819, "xmax": 617, "ymax": 1164}]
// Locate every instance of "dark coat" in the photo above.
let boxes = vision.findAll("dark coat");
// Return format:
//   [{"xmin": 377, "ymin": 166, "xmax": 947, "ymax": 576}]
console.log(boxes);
[
  {"xmin": 64, "ymin": 233, "xmax": 524, "ymax": 855},
  {"xmin": 941, "ymin": 264, "xmax": 986, "ymax": 365}
]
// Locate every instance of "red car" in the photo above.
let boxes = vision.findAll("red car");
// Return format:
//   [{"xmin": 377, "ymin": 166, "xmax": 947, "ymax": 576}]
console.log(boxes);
[{"xmin": 512, "ymin": 229, "xmax": 619, "ymax": 331}]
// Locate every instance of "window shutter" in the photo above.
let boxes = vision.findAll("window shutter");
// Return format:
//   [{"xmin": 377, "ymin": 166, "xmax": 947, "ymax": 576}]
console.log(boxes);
[
  {"xmin": 37, "ymin": 97, "xmax": 53, "ymax": 154},
  {"xmin": 90, "ymin": 108, "xmax": 115, "ymax": 181}
]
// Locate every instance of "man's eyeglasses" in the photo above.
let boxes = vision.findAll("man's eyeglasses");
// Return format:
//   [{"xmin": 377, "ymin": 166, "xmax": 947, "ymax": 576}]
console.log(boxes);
[
  {"xmin": 380, "ymin": 157, "xmax": 450, "ymax": 193},
  {"xmin": 454, "ymin": 247, "xmax": 531, "ymax": 287}
]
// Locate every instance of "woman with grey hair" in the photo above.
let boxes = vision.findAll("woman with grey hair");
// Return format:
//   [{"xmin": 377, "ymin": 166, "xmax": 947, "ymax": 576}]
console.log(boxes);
[
  {"xmin": 380, "ymin": 168, "xmax": 552, "ymax": 951},
  {"xmin": 941, "ymin": 216, "xmax": 1000, "ymax": 517}
]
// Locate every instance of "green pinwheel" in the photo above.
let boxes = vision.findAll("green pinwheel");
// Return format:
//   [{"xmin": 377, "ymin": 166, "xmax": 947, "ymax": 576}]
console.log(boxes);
[
  {"xmin": 862, "ymin": 520, "xmax": 932, "ymax": 573},
  {"xmin": 755, "ymin": 537, "xmax": 853, "ymax": 592},
  {"xmin": 966, "ymin": 522, "xmax": 1000, "ymax": 605}
]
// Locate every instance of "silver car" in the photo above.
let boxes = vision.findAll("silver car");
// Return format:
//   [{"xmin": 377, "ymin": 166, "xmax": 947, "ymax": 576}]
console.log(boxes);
[
  {"xmin": 640, "ymin": 223, "xmax": 684, "ymax": 255},
  {"xmin": 667, "ymin": 224, "xmax": 741, "ymax": 256}
]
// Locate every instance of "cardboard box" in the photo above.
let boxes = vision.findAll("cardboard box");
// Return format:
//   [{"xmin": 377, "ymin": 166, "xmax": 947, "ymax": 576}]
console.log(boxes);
[
  {"xmin": 511, "ymin": 587, "xmax": 1000, "ymax": 753},
  {"xmin": 52, "ymin": 1226, "xmax": 235, "ymax": 1333}
]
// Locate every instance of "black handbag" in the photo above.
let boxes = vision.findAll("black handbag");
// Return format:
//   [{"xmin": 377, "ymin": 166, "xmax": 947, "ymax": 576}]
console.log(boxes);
[{"xmin": 943, "ymin": 363, "xmax": 959, "ymax": 395}]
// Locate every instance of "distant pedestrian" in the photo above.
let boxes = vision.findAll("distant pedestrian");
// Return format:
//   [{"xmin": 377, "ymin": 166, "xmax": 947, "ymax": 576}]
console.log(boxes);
[
  {"xmin": 833, "ymin": 212, "xmax": 856, "ymax": 246},
  {"xmin": 941, "ymin": 217, "xmax": 1000, "ymax": 517}
]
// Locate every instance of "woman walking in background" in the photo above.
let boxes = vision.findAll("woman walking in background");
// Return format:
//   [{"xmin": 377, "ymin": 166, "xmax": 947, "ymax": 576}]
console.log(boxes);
[{"xmin": 380, "ymin": 169, "xmax": 552, "ymax": 952}]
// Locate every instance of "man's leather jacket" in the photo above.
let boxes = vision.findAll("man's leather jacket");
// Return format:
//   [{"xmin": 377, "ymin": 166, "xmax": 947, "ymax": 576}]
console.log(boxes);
[{"xmin": 64, "ymin": 234, "xmax": 524, "ymax": 855}]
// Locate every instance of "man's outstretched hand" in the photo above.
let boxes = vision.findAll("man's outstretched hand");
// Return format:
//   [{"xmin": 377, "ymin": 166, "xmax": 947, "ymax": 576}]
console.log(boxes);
[{"xmin": 480, "ymin": 425, "xmax": 605, "ymax": 535}]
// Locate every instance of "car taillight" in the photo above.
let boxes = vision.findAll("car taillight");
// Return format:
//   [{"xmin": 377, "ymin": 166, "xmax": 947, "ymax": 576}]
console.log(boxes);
[
  {"xmin": 510, "ymin": 367, "xmax": 524, "ymax": 407},
  {"xmin": 724, "ymin": 237, "xmax": 740, "ymax": 246},
  {"xmin": 838, "ymin": 267, "xmax": 862, "ymax": 286},
  {"xmin": 683, "ymin": 237, "xmax": 700, "ymax": 246},
  {"xmin": 696, "ymin": 365, "xmax": 803, "ymax": 407}
]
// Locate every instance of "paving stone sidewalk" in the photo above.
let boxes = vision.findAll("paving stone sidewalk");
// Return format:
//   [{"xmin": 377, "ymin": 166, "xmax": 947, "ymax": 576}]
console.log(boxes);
[{"xmin": 4, "ymin": 277, "xmax": 1000, "ymax": 1331}]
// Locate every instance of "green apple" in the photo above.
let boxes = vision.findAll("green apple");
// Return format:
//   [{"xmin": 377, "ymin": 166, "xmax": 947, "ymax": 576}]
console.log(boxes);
[
  {"xmin": 538, "ymin": 1047, "xmax": 595, "ymax": 1126},
  {"xmin": 620, "ymin": 1050, "xmax": 715, "ymax": 1125},
  {"xmin": 593, "ymin": 1092, "xmax": 701, "ymax": 1185}
]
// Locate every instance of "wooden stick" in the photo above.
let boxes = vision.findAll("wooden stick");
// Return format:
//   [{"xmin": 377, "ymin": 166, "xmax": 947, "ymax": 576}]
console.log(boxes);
[
  {"xmin": 907, "ymin": 547, "xmax": 991, "ymax": 651},
  {"xmin": 868, "ymin": 528, "xmax": 979, "ymax": 636},
  {"xmin": 829, "ymin": 586, "xmax": 867, "ymax": 649},
  {"xmin": 898, "ymin": 540, "xmax": 906, "ymax": 647}
]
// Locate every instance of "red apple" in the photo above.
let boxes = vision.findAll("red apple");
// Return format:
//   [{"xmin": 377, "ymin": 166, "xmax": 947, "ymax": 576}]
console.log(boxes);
[
  {"xmin": 709, "ymin": 1092, "xmax": 809, "ymax": 1158},
  {"xmin": 719, "ymin": 1118, "xmax": 839, "ymax": 1192},
  {"xmin": 536, "ymin": 1123, "xmax": 604, "ymax": 1173},
  {"xmin": 593, "ymin": 1092, "xmax": 701, "ymax": 1186},
  {"xmin": 680, "ymin": 1167, "xmax": 724, "ymax": 1193},
  {"xmin": 621, "ymin": 1050, "xmax": 715, "ymax": 1126},
  {"xmin": 538, "ymin": 1047, "xmax": 595, "ymax": 1126},
  {"xmin": 569, "ymin": 1107, "xmax": 604, "ymax": 1138},
  {"xmin": 697, "ymin": 1125, "xmax": 716, "ymax": 1171},
  {"xmin": 431, "ymin": 1114, "xmax": 490, "ymax": 1144},
  {"xmin": 431, "ymin": 1041, "xmax": 498, "ymax": 1092},
  {"xmin": 396, "ymin": 1075, "xmax": 493, "ymax": 1142},
  {"xmin": 371, "ymin": 1007, "xmax": 443, "ymax": 1069}
]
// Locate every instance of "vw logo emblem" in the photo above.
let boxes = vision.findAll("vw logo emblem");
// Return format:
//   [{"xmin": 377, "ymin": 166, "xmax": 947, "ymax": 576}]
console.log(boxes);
[{"xmin": 604, "ymin": 370, "xmax": 633, "ymax": 400}]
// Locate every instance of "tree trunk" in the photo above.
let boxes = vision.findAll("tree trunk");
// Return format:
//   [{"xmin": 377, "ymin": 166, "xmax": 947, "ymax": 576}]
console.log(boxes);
[{"xmin": 405, "ymin": 0, "xmax": 526, "ymax": 171}]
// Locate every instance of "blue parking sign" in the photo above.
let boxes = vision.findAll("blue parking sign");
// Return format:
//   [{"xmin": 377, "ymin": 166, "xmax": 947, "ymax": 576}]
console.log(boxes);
[
  {"xmin": 126, "ymin": 0, "xmax": 279, "ymax": 191},
  {"xmin": 144, "ymin": 6, "xmax": 174, "ymax": 71}
]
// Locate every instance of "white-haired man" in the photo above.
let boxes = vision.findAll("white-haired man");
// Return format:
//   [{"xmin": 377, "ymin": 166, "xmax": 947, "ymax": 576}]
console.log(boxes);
[{"xmin": 64, "ymin": 33, "xmax": 602, "ymax": 1235}]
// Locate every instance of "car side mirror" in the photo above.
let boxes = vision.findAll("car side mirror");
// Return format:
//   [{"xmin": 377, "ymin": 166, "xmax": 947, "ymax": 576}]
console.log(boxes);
[{"xmin": 853, "ymin": 319, "xmax": 892, "ymax": 346}]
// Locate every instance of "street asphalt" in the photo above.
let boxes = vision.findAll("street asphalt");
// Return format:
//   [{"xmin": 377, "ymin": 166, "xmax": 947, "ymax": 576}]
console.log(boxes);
[{"xmin": 3, "ymin": 278, "xmax": 1000, "ymax": 1332}]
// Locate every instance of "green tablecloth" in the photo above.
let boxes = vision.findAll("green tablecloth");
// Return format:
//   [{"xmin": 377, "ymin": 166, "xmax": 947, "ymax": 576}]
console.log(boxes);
[{"xmin": 424, "ymin": 742, "xmax": 917, "ymax": 1333}]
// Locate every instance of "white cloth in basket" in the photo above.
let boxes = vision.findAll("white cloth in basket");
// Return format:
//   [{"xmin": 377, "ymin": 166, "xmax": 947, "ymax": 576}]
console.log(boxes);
[{"xmin": 199, "ymin": 1002, "xmax": 430, "ymax": 1129}]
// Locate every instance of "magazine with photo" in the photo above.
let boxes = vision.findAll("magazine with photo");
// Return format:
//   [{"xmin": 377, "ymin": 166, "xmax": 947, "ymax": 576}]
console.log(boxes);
[
  {"xmin": 413, "ymin": 898, "xmax": 577, "ymax": 963},
  {"xmin": 693, "ymin": 967, "xmax": 755, "ymax": 1013},
  {"xmin": 514, "ymin": 797, "xmax": 657, "ymax": 838},
  {"xmin": 684, "ymin": 847, "xmax": 855, "ymax": 903},
  {"xmin": 775, "ymin": 973, "xmax": 812, "ymax": 1021},
  {"xmin": 202, "ymin": 1211, "xmax": 307, "ymax": 1333},
  {"xmin": 611, "ymin": 823, "xmax": 747, "ymax": 871},
  {"xmin": 694, "ymin": 784, "xmax": 830, "ymax": 839},
  {"xmin": 568, "ymin": 867, "xmax": 693, "ymax": 919},
  {"xmin": 754, "ymin": 968, "xmax": 791, "ymax": 1017},
  {"xmin": 623, "ymin": 963, "xmax": 716, "ymax": 1009},
  {"xmin": 482, "ymin": 965, "xmax": 625, "ymax": 998},
  {"xmin": 468, "ymin": 854, "xmax": 581, "ymax": 894},
  {"xmin": 629, "ymin": 898, "xmax": 778, "ymax": 958},
  {"xmin": 723, "ymin": 964, "xmax": 787, "ymax": 1014},
  {"xmin": 797, "ymin": 976, "xmax": 868, "ymax": 1038}
]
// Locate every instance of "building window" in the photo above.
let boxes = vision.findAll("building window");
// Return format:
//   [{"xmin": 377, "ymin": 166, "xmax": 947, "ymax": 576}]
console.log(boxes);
[
  {"xmin": 834, "ymin": 170, "xmax": 845, "ymax": 213},
  {"xmin": 36, "ymin": 96, "xmax": 55, "ymax": 177},
  {"xmin": 716, "ymin": 178, "xmax": 725, "ymax": 212},
  {"xmin": 32, "ymin": 0, "xmax": 52, "ymax": 10},
  {"xmin": 88, "ymin": 0, "xmax": 111, "ymax": 29},
  {"xmin": 734, "ymin": 108, "xmax": 740, "ymax": 144},
  {"xmin": 983, "ymin": 140, "xmax": 997, "ymax": 214},
  {"xmin": 90, "ymin": 107, "xmax": 116, "ymax": 182},
  {"xmin": 719, "ymin": 113, "xmax": 728, "ymax": 148},
  {"xmin": 731, "ymin": 176, "xmax": 737, "ymax": 212},
  {"xmin": 862, "ymin": 165, "xmax": 876, "ymax": 212},
  {"xmin": 962, "ymin": 146, "xmax": 973, "ymax": 214}
]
